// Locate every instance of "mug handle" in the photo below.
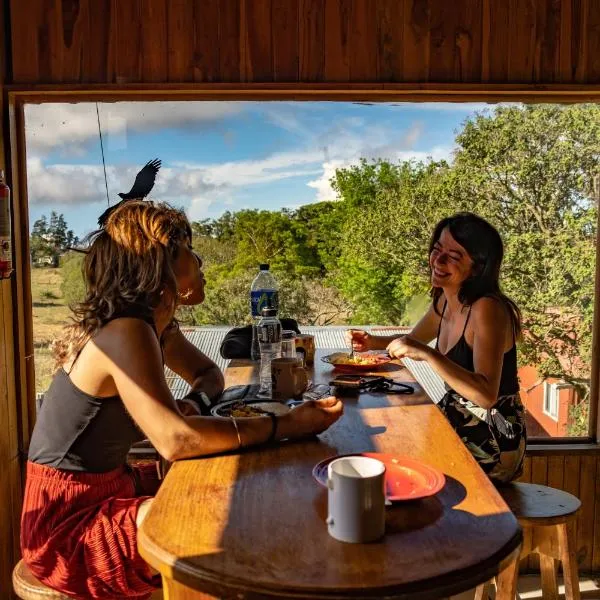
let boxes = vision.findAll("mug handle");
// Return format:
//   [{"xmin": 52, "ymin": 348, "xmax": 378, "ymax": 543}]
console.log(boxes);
[{"xmin": 294, "ymin": 365, "xmax": 309, "ymax": 396}]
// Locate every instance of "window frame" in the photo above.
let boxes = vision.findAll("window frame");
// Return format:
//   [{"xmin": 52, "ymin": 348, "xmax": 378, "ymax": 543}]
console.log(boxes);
[
  {"xmin": 5, "ymin": 83, "xmax": 600, "ymax": 452},
  {"xmin": 543, "ymin": 382, "xmax": 560, "ymax": 421}
]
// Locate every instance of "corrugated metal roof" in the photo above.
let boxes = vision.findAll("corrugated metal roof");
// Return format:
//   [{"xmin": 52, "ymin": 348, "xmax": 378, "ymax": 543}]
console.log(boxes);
[
  {"xmin": 167, "ymin": 325, "xmax": 446, "ymax": 403},
  {"xmin": 164, "ymin": 327, "xmax": 231, "ymax": 399}
]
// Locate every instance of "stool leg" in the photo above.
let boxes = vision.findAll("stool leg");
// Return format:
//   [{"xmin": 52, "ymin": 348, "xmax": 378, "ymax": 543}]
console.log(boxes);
[
  {"xmin": 539, "ymin": 554, "xmax": 558, "ymax": 600},
  {"xmin": 474, "ymin": 581, "xmax": 492, "ymax": 600},
  {"xmin": 558, "ymin": 520, "xmax": 581, "ymax": 600},
  {"xmin": 495, "ymin": 558, "xmax": 519, "ymax": 600}
]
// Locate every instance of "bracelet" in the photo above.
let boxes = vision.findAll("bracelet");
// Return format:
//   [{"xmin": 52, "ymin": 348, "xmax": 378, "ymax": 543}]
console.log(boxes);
[
  {"xmin": 266, "ymin": 413, "xmax": 278, "ymax": 444},
  {"xmin": 230, "ymin": 416, "xmax": 242, "ymax": 449}
]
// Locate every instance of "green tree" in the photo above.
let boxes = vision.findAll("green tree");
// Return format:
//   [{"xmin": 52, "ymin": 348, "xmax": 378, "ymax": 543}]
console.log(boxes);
[
  {"xmin": 31, "ymin": 211, "xmax": 78, "ymax": 266},
  {"xmin": 331, "ymin": 159, "xmax": 465, "ymax": 324},
  {"xmin": 328, "ymin": 104, "xmax": 599, "ymax": 435},
  {"xmin": 183, "ymin": 269, "xmax": 315, "ymax": 326},
  {"xmin": 60, "ymin": 251, "xmax": 85, "ymax": 306},
  {"xmin": 452, "ymin": 104, "xmax": 600, "ymax": 434}
]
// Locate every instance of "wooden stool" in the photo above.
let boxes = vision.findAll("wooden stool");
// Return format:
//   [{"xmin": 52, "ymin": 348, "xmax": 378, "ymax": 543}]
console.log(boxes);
[
  {"xmin": 475, "ymin": 482, "xmax": 581, "ymax": 600},
  {"xmin": 13, "ymin": 560, "xmax": 71, "ymax": 600},
  {"xmin": 13, "ymin": 559, "xmax": 164, "ymax": 599}
]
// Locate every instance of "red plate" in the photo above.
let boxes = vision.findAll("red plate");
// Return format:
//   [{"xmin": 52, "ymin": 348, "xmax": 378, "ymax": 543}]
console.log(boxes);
[
  {"xmin": 321, "ymin": 352, "xmax": 392, "ymax": 373},
  {"xmin": 312, "ymin": 453, "xmax": 445, "ymax": 502}
]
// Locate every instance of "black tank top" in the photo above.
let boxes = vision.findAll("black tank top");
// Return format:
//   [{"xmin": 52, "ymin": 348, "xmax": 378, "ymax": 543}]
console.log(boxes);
[
  {"xmin": 436, "ymin": 300, "xmax": 519, "ymax": 397},
  {"xmin": 28, "ymin": 311, "xmax": 157, "ymax": 473}
]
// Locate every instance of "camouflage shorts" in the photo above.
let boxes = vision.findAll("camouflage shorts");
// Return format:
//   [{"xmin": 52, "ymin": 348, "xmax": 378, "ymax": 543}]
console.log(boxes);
[{"xmin": 438, "ymin": 391, "xmax": 527, "ymax": 483}]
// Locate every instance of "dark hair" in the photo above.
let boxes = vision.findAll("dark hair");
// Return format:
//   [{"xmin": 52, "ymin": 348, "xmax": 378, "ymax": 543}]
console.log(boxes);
[{"xmin": 430, "ymin": 212, "xmax": 521, "ymax": 337}]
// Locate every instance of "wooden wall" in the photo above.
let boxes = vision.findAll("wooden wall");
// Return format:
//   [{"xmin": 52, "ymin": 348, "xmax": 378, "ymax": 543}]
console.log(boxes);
[
  {"xmin": 0, "ymin": 0, "xmax": 24, "ymax": 595},
  {"xmin": 7, "ymin": 0, "xmax": 600, "ymax": 85},
  {"xmin": 2, "ymin": 0, "xmax": 600, "ymax": 591}
]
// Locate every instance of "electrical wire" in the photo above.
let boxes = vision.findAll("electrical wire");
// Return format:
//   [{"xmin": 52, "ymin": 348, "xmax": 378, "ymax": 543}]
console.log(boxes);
[{"xmin": 95, "ymin": 103, "xmax": 110, "ymax": 206}]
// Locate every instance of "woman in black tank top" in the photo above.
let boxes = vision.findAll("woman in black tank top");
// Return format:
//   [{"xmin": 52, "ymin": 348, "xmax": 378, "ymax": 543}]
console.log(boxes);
[{"xmin": 348, "ymin": 213, "xmax": 526, "ymax": 483}]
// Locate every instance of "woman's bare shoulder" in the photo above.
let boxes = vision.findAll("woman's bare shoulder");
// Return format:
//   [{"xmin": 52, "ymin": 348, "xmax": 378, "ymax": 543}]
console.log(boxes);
[
  {"xmin": 93, "ymin": 317, "xmax": 159, "ymax": 351},
  {"xmin": 471, "ymin": 296, "xmax": 512, "ymax": 334}
]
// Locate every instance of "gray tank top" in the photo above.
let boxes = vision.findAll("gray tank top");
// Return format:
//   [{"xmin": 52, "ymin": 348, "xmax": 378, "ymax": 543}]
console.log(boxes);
[{"xmin": 28, "ymin": 313, "xmax": 156, "ymax": 472}]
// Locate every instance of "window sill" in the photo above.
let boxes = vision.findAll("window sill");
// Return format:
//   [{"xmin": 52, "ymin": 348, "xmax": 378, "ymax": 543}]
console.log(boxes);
[{"xmin": 527, "ymin": 441, "xmax": 600, "ymax": 455}]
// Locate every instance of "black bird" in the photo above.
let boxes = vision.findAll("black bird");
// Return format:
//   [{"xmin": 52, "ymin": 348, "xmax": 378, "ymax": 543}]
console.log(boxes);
[{"xmin": 97, "ymin": 158, "xmax": 162, "ymax": 227}]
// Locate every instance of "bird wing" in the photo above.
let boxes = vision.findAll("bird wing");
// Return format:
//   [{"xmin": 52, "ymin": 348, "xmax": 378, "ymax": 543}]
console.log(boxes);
[
  {"xmin": 122, "ymin": 158, "xmax": 162, "ymax": 199},
  {"xmin": 98, "ymin": 158, "xmax": 162, "ymax": 226}
]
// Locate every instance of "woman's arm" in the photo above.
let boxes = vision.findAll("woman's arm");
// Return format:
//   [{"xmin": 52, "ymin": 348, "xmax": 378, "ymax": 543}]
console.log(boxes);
[
  {"xmin": 161, "ymin": 324, "xmax": 225, "ymax": 401},
  {"xmin": 406, "ymin": 300, "xmax": 443, "ymax": 344},
  {"xmin": 347, "ymin": 299, "xmax": 442, "ymax": 351},
  {"xmin": 93, "ymin": 320, "xmax": 342, "ymax": 461},
  {"xmin": 387, "ymin": 298, "xmax": 509, "ymax": 409}
]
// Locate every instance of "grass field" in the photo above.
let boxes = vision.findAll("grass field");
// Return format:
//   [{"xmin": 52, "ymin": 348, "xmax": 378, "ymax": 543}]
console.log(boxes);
[{"xmin": 31, "ymin": 267, "xmax": 71, "ymax": 394}]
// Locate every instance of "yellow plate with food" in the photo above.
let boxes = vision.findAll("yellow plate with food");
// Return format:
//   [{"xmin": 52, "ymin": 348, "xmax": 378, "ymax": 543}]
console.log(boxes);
[
  {"xmin": 211, "ymin": 400, "xmax": 292, "ymax": 419},
  {"xmin": 321, "ymin": 351, "xmax": 392, "ymax": 372}
]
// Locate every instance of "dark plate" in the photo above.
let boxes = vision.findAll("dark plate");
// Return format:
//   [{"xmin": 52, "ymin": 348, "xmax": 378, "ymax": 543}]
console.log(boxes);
[{"xmin": 211, "ymin": 399, "xmax": 292, "ymax": 418}]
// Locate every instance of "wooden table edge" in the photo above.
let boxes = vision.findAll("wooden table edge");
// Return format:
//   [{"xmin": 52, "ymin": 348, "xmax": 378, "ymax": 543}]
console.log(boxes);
[{"xmin": 138, "ymin": 525, "xmax": 522, "ymax": 600}]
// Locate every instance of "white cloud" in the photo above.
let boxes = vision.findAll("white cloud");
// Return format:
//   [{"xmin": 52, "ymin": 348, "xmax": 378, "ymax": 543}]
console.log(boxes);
[
  {"xmin": 27, "ymin": 117, "xmax": 453, "ymax": 222},
  {"xmin": 25, "ymin": 101, "xmax": 245, "ymax": 156},
  {"xmin": 307, "ymin": 145, "xmax": 454, "ymax": 202},
  {"xmin": 175, "ymin": 149, "xmax": 325, "ymax": 187},
  {"xmin": 25, "ymin": 101, "xmax": 462, "ymax": 224},
  {"xmin": 26, "ymin": 158, "xmax": 218, "ymax": 210}
]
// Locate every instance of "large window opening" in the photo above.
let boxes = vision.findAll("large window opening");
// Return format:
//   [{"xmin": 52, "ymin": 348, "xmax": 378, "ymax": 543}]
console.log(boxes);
[{"xmin": 23, "ymin": 100, "xmax": 600, "ymax": 440}]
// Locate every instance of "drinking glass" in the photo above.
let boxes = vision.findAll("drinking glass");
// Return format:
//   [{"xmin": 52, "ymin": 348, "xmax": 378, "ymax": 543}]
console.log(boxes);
[{"xmin": 281, "ymin": 330, "xmax": 297, "ymax": 359}]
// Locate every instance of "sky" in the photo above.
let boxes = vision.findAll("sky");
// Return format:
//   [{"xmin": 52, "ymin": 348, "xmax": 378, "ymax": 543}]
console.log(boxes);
[{"xmin": 24, "ymin": 100, "xmax": 498, "ymax": 239}]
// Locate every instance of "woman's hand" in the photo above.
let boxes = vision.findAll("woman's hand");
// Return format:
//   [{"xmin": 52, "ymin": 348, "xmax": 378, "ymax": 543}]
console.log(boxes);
[
  {"xmin": 345, "ymin": 329, "xmax": 373, "ymax": 352},
  {"xmin": 176, "ymin": 398, "xmax": 203, "ymax": 417},
  {"xmin": 279, "ymin": 396, "xmax": 343, "ymax": 439},
  {"xmin": 386, "ymin": 336, "xmax": 432, "ymax": 362}
]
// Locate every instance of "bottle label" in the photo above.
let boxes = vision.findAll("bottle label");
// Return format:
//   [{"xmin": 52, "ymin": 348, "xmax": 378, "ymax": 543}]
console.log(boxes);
[
  {"xmin": 251, "ymin": 290, "xmax": 279, "ymax": 317},
  {"xmin": 257, "ymin": 322, "xmax": 282, "ymax": 344}
]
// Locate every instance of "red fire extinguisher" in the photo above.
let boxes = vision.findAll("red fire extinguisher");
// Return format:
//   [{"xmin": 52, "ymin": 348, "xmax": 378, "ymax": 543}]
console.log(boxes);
[{"xmin": 0, "ymin": 169, "xmax": 13, "ymax": 279}]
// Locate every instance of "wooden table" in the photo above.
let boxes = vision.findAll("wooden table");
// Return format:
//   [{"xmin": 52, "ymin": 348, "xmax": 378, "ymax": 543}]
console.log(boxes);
[{"xmin": 139, "ymin": 350, "xmax": 522, "ymax": 600}]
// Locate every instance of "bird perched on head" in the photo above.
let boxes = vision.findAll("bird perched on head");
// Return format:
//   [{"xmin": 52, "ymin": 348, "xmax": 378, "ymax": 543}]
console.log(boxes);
[{"xmin": 97, "ymin": 158, "xmax": 161, "ymax": 227}]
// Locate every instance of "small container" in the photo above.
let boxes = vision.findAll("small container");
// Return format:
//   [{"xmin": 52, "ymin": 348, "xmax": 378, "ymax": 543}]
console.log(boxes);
[
  {"xmin": 281, "ymin": 330, "xmax": 297, "ymax": 359},
  {"xmin": 295, "ymin": 333, "xmax": 316, "ymax": 365}
]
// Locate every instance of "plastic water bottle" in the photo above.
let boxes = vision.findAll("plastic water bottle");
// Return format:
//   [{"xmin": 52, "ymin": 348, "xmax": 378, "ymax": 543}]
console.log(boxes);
[
  {"xmin": 257, "ymin": 307, "xmax": 282, "ymax": 398},
  {"xmin": 250, "ymin": 264, "xmax": 279, "ymax": 361}
]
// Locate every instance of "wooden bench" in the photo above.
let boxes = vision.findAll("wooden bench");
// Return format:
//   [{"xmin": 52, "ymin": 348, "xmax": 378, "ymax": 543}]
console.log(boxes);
[
  {"xmin": 13, "ymin": 560, "xmax": 163, "ymax": 600},
  {"xmin": 475, "ymin": 482, "xmax": 582, "ymax": 600}
]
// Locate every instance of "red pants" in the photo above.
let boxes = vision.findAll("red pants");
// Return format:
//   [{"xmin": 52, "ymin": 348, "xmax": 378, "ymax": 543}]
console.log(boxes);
[{"xmin": 21, "ymin": 461, "xmax": 161, "ymax": 599}]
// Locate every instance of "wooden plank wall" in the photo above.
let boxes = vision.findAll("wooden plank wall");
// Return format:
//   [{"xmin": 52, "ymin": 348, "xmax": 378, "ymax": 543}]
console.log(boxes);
[
  {"xmin": 3, "ymin": 0, "xmax": 600, "ymax": 587},
  {"xmin": 0, "ymin": 0, "xmax": 23, "ymax": 596},
  {"xmin": 518, "ymin": 455, "xmax": 600, "ymax": 574},
  {"xmin": 7, "ymin": 0, "xmax": 600, "ymax": 84}
]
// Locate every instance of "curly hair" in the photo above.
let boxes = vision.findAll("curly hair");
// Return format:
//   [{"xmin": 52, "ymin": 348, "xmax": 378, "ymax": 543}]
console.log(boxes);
[{"xmin": 53, "ymin": 200, "xmax": 192, "ymax": 368}]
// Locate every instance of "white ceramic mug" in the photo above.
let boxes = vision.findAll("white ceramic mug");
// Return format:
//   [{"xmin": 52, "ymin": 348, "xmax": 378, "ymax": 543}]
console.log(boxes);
[{"xmin": 326, "ymin": 456, "xmax": 386, "ymax": 543}]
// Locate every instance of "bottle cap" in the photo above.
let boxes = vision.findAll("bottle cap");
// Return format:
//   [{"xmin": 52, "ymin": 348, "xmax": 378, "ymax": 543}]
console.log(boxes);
[
  {"xmin": 259, "ymin": 263, "xmax": 269, "ymax": 271},
  {"xmin": 261, "ymin": 307, "xmax": 277, "ymax": 317}
]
